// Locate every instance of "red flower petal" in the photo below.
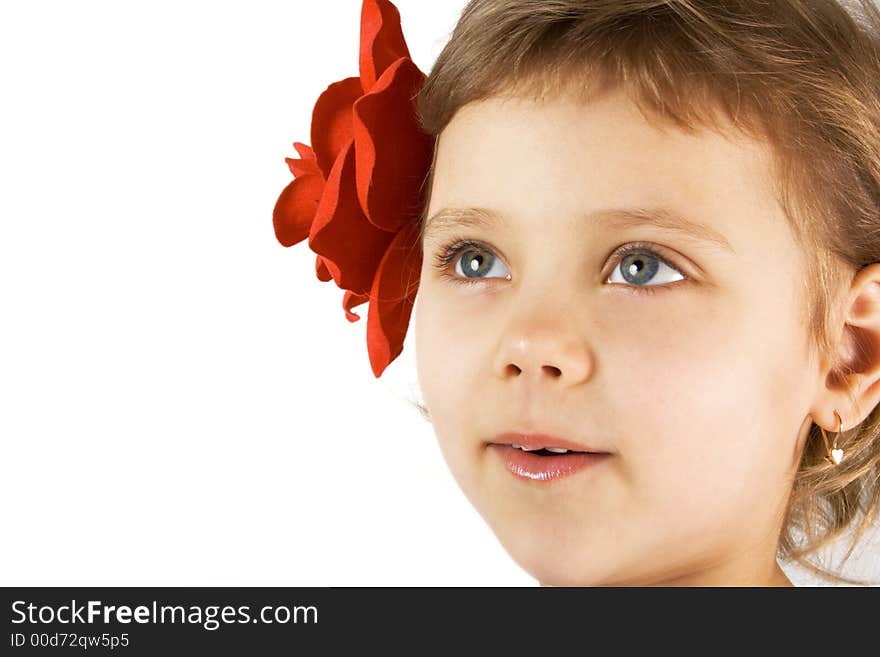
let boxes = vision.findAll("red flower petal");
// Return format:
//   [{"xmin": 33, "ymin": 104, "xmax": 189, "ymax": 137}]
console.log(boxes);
[
  {"xmin": 273, "ymin": 172, "xmax": 325, "ymax": 247},
  {"xmin": 308, "ymin": 139, "xmax": 396, "ymax": 294},
  {"xmin": 311, "ymin": 77, "xmax": 364, "ymax": 180},
  {"xmin": 293, "ymin": 142, "xmax": 315, "ymax": 160},
  {"xmin": 316, "ymin": 256, "xmax": 333, "ymax": 282},
  {"xmin": 343, "ymin": 289, "xmax": 370, "ymax": 322},
  {"xmin": 286, "ymin": 141, "xmax": 320, "ymax": 177},
  {"xmin": 286, "ymin": 156, "xmax": 321, "ymax": 178},
  {"xmin": 365, "ymin": 218, "xmax": 423, "ymax": 378},
  {"xmin": 359, "ymin": 0, "xmax": 412, "ymax": 91},
  {"xmin": 353, "ymin": 57, "xmax": 434, "ymax": 232}
]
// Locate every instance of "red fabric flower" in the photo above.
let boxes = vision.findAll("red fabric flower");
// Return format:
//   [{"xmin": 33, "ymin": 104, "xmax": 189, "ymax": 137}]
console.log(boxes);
[{"xmin": 273, "ymin": 0, "xmax": 435, "ymax": 378}]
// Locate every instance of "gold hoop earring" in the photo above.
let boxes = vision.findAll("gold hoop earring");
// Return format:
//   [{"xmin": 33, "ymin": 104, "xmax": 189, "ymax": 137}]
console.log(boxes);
[{"xmin": 820, "ymin": 410, "xmax": 845, "ymax": 465}]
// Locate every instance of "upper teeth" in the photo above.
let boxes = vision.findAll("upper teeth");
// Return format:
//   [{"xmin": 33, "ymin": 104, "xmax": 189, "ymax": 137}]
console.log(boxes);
[{"xmin": 511, "ymin": 444, "xmax": 570, "ymax": 453}]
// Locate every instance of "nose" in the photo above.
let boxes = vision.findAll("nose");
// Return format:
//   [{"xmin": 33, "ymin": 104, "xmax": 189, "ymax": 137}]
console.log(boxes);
[{"xmin": 492, "ymin": 316, "xmax": 593, "ymax": 386}]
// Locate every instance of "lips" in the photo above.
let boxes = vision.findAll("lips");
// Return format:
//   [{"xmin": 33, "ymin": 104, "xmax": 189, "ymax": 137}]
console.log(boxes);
[
  {"xmin": 487, "ymin": 432, "xmax": 612, "ymax": 482},
  {"xmin": 489, "ymin": 444, "xmax": 611, "ymax": 482},
  {"xmin": 490, "ymin": 432, "xmax": 608, "ymax": 454}
]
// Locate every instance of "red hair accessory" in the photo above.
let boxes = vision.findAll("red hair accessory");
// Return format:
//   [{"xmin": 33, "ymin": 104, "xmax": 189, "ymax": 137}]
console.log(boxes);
[{"xmin": 273, "ymin": 0, "xmax": 434, "ymax": 378}]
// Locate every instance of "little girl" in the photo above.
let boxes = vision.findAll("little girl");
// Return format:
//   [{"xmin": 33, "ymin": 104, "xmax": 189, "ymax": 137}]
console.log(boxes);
[{"xmin": 274, "ymin": 0, "xmax": 880, "ymax": 586}]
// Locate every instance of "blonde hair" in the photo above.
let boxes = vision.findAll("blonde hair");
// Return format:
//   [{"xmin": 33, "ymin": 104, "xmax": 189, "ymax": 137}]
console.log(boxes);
[{"xmin": 411, "ymin": 0, "xmax": 880, "ymax": 585}]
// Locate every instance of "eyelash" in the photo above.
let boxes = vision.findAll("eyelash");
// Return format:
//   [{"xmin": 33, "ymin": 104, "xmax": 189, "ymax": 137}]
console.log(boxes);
[{"xmin": 430, "ymin": 237, "xmax": 687, "ymax": 296}]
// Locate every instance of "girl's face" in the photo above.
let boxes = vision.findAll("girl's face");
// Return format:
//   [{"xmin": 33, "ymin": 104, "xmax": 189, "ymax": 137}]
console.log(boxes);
[{"xmin": 414, "ymin": 90, "xmax": 819, "ymax": 586}]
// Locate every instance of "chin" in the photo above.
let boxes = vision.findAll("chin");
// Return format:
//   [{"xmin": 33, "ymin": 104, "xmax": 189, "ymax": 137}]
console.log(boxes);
[
  {"xmin": 521, "ymin": 555, "xmax": 611, "ymax": 587},
  {"xmin": 493, "ymin": 525, "xmax": 620, "ymax": 587}
]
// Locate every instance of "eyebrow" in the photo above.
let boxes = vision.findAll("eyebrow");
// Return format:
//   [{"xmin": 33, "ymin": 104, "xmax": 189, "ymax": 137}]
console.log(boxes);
[{"xmin": 422, "ymin": 205, "xmax": 735, "ymax": 254}]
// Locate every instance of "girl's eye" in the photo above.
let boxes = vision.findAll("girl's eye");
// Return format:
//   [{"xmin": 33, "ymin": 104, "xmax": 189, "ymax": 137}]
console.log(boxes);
[
  {"xmin": 431, "ymin": 239, "xmax": 687, "ymax": 294},
  {"xmin": 606, "ymin": 243, "xmax": 686, "ymax": 292},
  {"xmin": 432, "ymin": 240, "xmax": 511, "ymax": 283}
]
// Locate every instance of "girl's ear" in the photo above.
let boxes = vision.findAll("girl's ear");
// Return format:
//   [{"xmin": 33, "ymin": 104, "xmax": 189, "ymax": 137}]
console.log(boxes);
[{"xmin": 811, "ymin": 262, "xmax": 880, "ymax": 430}]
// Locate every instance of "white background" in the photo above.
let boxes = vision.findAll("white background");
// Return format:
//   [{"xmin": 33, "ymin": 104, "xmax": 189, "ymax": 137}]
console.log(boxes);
[{"xmin": 1, "ymin": 0, "xmax": 876, "ymax": 586}]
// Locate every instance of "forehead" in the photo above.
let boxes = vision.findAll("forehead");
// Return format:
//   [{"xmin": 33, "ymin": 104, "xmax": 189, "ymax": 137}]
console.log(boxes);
[{"xmin": 428, "ymin": 91, "xmax": 783, "ymax": 251}]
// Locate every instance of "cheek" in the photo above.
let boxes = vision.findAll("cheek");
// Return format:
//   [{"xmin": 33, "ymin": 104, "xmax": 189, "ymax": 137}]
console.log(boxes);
[
  {"xmin": 603, "ymin": 299, "xmax": 752, "ymax": 499},
  {"xmin": 414, "ymin": 286, "xmax": 470, "ymax": 412},
  {"xmin": 413, "ymin": 270, "xmax": 497, "ymax": 406},
  {"xmin": 606, "ymin": 287, "xmax": 810, "ymax": 516},
  {"xmin": 414, "ymin": 284, "xmax": 495, "ymax": 494}
]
